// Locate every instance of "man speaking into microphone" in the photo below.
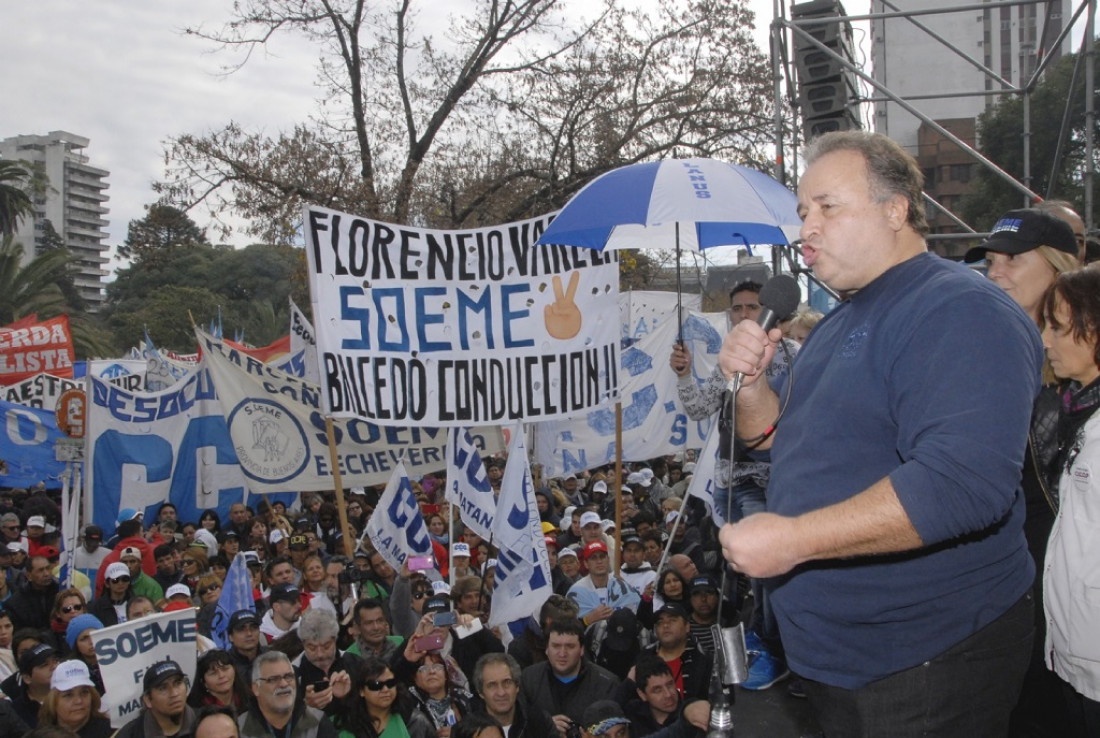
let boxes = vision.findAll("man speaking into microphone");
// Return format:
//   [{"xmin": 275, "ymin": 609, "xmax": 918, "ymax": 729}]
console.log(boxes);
[{"xmin": 718, "ymin": 131, "xmax": 1040, "ymax": 737}]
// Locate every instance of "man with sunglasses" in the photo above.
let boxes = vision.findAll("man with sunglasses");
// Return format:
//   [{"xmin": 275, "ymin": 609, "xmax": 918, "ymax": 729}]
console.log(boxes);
[
  {"xmin": 93, "ymin": 516, "xmax": 158, "ymax": 596},
  {"xmin": 120, "ymin": 545, "xmax": 164, "ymax": 604},
  {"xmin": 239, "ymin": 651, "xmax": 336, "ymax": 738},
  {"xmin": 90, "ymin": 561, "xmax": 135, "ymax": 626},
  {"xmin": 115, "ymin": 659, "xmax": 199, "ymax": 738},
  {"xmin": 6, "ymin": 555, "xmax": 58, "ymax": 630}
]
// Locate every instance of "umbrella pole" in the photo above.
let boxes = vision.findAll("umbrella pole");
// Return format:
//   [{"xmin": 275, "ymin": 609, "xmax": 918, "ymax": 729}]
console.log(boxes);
[{"xmin": 676, "ymin": 224, "xmax": 683, "ymax": 344}]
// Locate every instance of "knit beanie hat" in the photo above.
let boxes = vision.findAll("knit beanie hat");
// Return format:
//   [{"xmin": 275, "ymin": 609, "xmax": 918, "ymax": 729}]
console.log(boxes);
[{"xmin": 66, "ymin": 614, "xmax": 104, "ymax": 650}]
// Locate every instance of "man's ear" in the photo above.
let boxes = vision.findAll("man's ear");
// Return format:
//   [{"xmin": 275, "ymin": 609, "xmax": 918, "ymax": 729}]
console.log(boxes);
[{"xmin": 886, "ymin": 194, "xmax": 909, "ymax": 231}]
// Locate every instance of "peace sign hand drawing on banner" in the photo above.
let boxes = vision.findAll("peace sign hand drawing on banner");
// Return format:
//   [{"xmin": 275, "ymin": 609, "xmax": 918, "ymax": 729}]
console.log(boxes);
[{"xmin": 544, "ymin": 271, "xmax": 582, "ymax": 340}]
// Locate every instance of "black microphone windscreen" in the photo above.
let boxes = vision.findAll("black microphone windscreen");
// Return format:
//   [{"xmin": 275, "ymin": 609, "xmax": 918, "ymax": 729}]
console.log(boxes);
[{"xmin": 758, "ymin": 274, "xmax": 801, "ymax": 321}]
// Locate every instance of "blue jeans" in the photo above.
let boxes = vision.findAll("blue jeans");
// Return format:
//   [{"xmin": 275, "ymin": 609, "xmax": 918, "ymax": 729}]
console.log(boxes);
[
  {"xmin": 713, "ymin": 479, "xmax": 766, "ymax": 525},
  {"xmin": 802, "ymin": 591, "xmax": 1033, "ymax": 738},
  {"xmin": 715, "ymin": 480, "xmax": 782, "ymax": 656}
]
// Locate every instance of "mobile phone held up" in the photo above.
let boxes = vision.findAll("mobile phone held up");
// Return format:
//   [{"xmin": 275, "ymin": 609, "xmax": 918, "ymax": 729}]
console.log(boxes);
[
  {"xmin": 414, "ymin": 632, "xmax": 446, "ymax": 651},
  {"xmin": 433, "ymin": 611, "xmax": 457, "ymax": 627},
  {"xmin": 407, "ymin": 554, "xmax": 434, "ymax": 571}
]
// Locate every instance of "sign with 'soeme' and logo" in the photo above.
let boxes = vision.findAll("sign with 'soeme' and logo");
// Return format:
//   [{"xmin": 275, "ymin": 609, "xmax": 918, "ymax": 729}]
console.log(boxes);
[
  {"xmin": 226, "ymin": 398, "xmax": 309, "ymax": 484},
  {"xmin": 303, "ymin": 207, "xmax": 621, "ymax": 427}
]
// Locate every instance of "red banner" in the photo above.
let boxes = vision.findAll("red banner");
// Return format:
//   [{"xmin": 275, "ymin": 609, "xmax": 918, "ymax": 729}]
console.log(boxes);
[
  {"xmin": 0, "ymin": 315, "xmax": 75, "ymax": 385},
  {"xmin": 224, "ymin": 334, "xmax": 291, "ymax": 364}
]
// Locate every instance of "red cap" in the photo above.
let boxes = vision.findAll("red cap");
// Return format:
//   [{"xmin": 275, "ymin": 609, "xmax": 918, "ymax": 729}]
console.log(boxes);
[
  {"xmin": 582, "ymin": 541, "xmax": 608, "ymax": 560},
  {"xmin": 543, "ymin": 535, "xmax": 559, "ymax": 550}
]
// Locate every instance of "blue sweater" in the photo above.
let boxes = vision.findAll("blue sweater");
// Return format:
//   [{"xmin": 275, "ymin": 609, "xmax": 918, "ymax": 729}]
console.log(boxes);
[{"xmin": 766, "ymin": 252, "xmax": 1041, "ymax": 688}]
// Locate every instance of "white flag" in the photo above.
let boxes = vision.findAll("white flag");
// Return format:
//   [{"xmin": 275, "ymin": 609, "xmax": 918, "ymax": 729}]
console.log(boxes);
[
  {"xmin": 365, "ymin": 460, "xmax": 433, "ymax": 571},
  {"xmin": 488, "ymin": 424, "xmax": 552, "ymax": 626},
  {"xmin": 444, "ymin": 428, "xmax": 496, "ymax": 541},
  {"xmin": 686, "ymin": 419, "xmax": 723, "ymax": 526},
  {"xmin": 289, "ymin": 298, "xmax": 321, "ymax": 385}
]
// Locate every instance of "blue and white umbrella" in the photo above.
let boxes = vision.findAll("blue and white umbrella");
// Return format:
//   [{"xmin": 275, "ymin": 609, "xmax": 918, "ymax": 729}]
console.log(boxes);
[{"xmin": 535, "ymin": 158, "xmax": 801, "ymax": 252}]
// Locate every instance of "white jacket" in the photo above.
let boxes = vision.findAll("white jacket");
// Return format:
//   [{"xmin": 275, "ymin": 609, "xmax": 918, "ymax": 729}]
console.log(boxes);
[{"xmin": 1045, "ymin": 411, "xmax": 1100, "ymax": 701}]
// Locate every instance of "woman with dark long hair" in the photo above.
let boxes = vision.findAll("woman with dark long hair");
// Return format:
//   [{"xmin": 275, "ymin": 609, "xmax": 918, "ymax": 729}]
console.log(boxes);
[
  {"xmin": 187, "ymin": 649, "xmax": 251, "ymax": 710},
  {"xmin": 331, "ymin": 656, "xmax": 433, "ymax": 738}
]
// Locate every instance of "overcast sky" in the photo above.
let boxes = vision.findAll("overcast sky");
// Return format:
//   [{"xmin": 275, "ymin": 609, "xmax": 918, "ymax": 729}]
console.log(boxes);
[{"xmin": 0, "ymin": 1, "xmax": 781, "ymax": 273}]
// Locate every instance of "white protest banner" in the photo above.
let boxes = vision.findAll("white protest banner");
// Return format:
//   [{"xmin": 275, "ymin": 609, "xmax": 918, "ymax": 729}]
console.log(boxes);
[
  {"xmin": 144, "ymin": 338, "xmax": 196, "ymax": 392},
  {"xmin": 534, "ymin": 309, "xmax": 727, "ymax": 477},
  {"xmin": 86, "ymin": 359, "xmax": 148, "ymax": 392},
  {"xmin": 1, "ymin": 372, "xmax": 79, "ymax": 409},
  {"xmin": 365, "ymin": 460, "xmax": 433, "ymax": 571},
  {"xmin": 92, "ymin": 608, "xmax": 199, "ymax": 727},
  {"xmin": 489, "ymin": 424, "xmax": 552, "ymax": 627},
  {"xmin": 289, "ymin": 298, "xmax": 321, "ymax": 385},
  {"xmin": 444, "ymin": 427, "xmax": 496, "ymax": 541},
  {"xmin": 620, "ymin": 290, "xmax": 702, "ymax": 345},
  {"xmin": 198, "ymin": 329, "xmax": 503, "ymax": 493},
  {"xmin": 303, "ymin": 207, "xmax": 621, "ymax": 427},
  {"xmin": 84, "ymin": 368, "xmax": 252, "ymax": 534}
]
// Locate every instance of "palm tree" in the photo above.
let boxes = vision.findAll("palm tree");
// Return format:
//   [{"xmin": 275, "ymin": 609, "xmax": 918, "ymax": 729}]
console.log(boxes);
[
  {"xmin": 0, "ymin": 161, "xmax": 33, "ymax": 239},
  {"xmin": 0, "ymin": 235, "xmax": 116, "ymax": 357}
]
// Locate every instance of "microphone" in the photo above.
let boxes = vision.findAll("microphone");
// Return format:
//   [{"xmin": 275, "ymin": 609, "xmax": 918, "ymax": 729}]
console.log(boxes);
[{"xmin": 726, "ymin": 274, "xmax": 801, "ymax": 393}]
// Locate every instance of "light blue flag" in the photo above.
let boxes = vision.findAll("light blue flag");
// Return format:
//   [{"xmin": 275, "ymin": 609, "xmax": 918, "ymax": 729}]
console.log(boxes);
[
  {"xmin": 210, "ymin": 553, "xmax": 254, "ymax": 649},
  {"xmin": 444, "ymin": 428, "xmax": 496, "ymax": 541}
]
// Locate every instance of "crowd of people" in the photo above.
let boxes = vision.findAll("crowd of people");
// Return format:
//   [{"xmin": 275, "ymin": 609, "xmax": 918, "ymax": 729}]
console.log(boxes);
[{"xmin": 0, "ymin": 130, "xmax": 1099, "ymax": 738}]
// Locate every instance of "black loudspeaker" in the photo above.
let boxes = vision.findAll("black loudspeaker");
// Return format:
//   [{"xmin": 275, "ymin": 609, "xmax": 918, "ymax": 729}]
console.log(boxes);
[{"xmin": 791, "ymin": 0, "xmax": 862, "ymax": 141}]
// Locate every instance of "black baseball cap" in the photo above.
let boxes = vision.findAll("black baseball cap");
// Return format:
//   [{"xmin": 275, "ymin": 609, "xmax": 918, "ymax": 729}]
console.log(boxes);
[
  {"xmin": 143, "ymin": 659, "xmax": 185, "ymax": 693},
  {"xmin": 19, "ymin": 643, "xmax": 57, "ymax": 673},
  {"xmin": 423, "ymin": 595, "xmax": 451, "ymax": 615},
  {"xmin": 270, "ymin": 583, "xmax": 300, "ymax": 603},
  {"xmin": 83, "ymin": 525, "xmax": 103, "ymax": 541},
  {"xmin": 654, "ymin": 602, "xmax": 689, "ymax": 621},
  {"xmin": 229, "ymin": 609, "xmax": 260, "ymax": 631},
  {"xmin": 690, "ymin": 575, "xmax": 719, "ymax": 594},
  {"xmin": 965, "ymin": 208, "xmax": 1078, "ymax": 262},
  {"xmin": 288, "ymin": 535, "xmax": 309, "ymax": 550}
]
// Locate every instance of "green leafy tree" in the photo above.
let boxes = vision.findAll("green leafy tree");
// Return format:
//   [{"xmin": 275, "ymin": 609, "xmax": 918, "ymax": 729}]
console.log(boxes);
[
  {"xmin": 117, "ymin": 203, "xmax": 209, "ymax": 265},
  {"xmin": 0, "ymin": 235, "xmax": 115, "ymax": 358},
  {"xmin": 0, "ymin": 161, "xmax": 34, "ymax": 239},
  {"xmin": 160, "ymin": 0, "xmax": 774, "ymax": 242},
  {"xmin": 960, "ymin": 47, "xmax": 1099, "ymax": 229},
  {"xmin": 105, "ymin": 206, "xmax": 304, "ymax": 350}
]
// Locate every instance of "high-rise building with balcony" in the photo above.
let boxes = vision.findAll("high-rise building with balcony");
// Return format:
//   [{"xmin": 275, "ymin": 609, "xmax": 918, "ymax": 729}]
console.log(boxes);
[{"xmin": 0, "ymin": 131, "xmax": 110, "ymax": 311}]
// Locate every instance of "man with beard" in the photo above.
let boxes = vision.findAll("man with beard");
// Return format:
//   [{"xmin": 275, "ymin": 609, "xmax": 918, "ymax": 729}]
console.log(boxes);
[
  {"xmin": 239, "ymin": 651, "xmax": 336, "ymax": 738},
  {"xmin": 260, "ymin": 584, "xmax": 302, "ymax": 643},
  {"xmin": 474, "ymin": 652, "xmax": 556, "ymax": 738},
  {"xmin": 685, "ymin": 576, "xmax": 735, "ymax": 653},
  {"xmin": 115, "ymin": 659, "xmax": 198, "ymax": 738},
  {"xmin": 293, "ymin": 609, "xmax": 356, "ymax": 713}
]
